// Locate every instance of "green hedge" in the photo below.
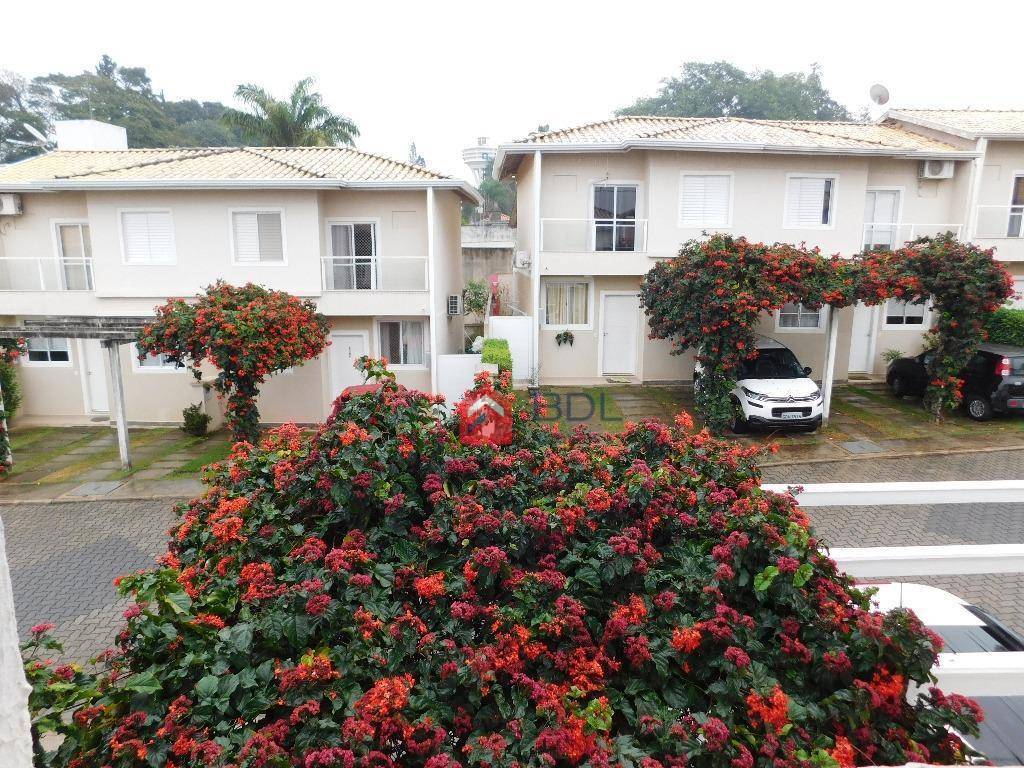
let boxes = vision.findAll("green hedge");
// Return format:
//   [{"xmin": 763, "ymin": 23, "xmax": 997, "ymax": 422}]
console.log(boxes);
[
  {"xmin": 481, "ymin": 338, "xmax": 513, "ymax": 372},
  {"xmin": 0, "ymin": 363, "xmax": 21, "ymax": 420},
  {"xmin": 985, "ymin": 308, "xmax": 1024, "ymax": 347}
]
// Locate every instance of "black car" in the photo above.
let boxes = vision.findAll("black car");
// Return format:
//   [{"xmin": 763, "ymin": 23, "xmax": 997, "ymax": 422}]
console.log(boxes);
[{"xmin": 886, "ymin": 343, "xmax": 1024, "ymax": 420}]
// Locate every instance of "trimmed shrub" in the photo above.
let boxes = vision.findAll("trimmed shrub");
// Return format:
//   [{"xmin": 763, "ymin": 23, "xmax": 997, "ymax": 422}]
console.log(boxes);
[
  {"xmin": 23, "ymin": 360, "xmax": 982, "ymax": 768},
  {"xmin": 481, "ymin": 337, "xmax": 513, "ymax": 372},
  {"xmin": 0, "ymin": 362, "xmax": 22, "ymax": 420},
  {"xmin": 181, "ymin": 403, "xmax": 213, "ymax": 437},
  {"xmin": 985, "ymin": 307, "xmax": 1024, "ymax": 347}
]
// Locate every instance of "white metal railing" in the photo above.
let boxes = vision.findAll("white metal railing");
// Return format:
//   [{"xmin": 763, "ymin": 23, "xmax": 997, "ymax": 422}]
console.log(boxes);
[
  {"xmin": 975, "ymin": 204, "xmax": 1024, "ymax": 239},
  {"xmin": 320, "ymin": 256, "xmax": 427, "ymax": 292},
  {"xmin": 540, "ymin": 218, "xmax": 649, "ymax": 253},
  {"xmin": 0, "ymin": 257, "xmax": 94, "ymax": 291},
  {"xmin": 861, "ymin": 223, "xmax": 963, "ymax": 250}
]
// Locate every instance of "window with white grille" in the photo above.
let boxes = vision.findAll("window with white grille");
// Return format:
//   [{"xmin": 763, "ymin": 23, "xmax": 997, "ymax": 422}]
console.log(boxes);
[
  {"xmin": 593, "ymin": 185, "xmax": 637, "ymax": 252},
  {"xmin": 543, "ymin": 281, "xmax": 590, "ymax": 327},
  {"xmin": 232, "ymin": 211, "xmax": 284, "ymax": 264},
  {"xmin": 784, "ymin": 176, "xmax": 836, "ymax": 228},
  {"xmin": 25, "ymin": 337, "xmax": 70, "ymax": 365},
  {"xmin": 121, "ymin": 211, "xmax": 176, "ymax": 265},
  {"xmin": 55, "ymin": 222, "xmax": 94, "ymax": 289},
  {"xmin": 884, "ymin": 298, "xmax": 927, "ymax": 327},
  {"xmin": 133, "ymin": 344, "xmax": 182, "ymax": 371},
  {"xmin": 777, "ymin": 302, "xmax": 822, "ymax": 329},
  {"xmin": 328, "ymin": 222, "xmax": 377, "ymax": 289},
  {"xmin": 679, "ymin": 174, "xmax": 731, "ymax": 227},
  {"xmin": 378, "ymin": 320, "xmax": 426, "ymax": 366}
]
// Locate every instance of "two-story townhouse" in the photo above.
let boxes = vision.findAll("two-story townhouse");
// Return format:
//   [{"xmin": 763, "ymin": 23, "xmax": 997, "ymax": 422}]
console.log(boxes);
[
  {"xmin": 493, "ymin": 114, "xmax": 1018, "ymax": 387},
  {"xmin": 0, "ymin": 121, "xmax": 480, "ymax": 426}
]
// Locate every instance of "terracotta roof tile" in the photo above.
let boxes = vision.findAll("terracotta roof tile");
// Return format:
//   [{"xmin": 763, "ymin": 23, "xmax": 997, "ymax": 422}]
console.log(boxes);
[{"xmin": 886, "ymin": 109, "xmax": 1024, "ymax": 137}]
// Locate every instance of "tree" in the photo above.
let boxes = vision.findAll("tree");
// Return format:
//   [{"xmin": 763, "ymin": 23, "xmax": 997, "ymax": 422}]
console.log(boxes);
[
  {"xmin": 478, "ymin": 158, "xmax": 515, "ymax": 218},
  {"xmin": 0, "ymin": 339, "xmax": 26, "ymax": 475},
  {"xmin": 22, "ymin": 363, "xmax": 983, "ymax": 767},
  {"xmin": 136, "ymin": 282, "xmax": 330, "ymax": 443},
  {"xmin": 221, "ymin": 77, "xmax": 358, "ymax": 147},
  {"xmin": 0, "ymin": 71, "xmax": 52, "ymax": 162},
  {"xmin": 618, "ymin": 61, "xmax": 852, "ymax": 121}
]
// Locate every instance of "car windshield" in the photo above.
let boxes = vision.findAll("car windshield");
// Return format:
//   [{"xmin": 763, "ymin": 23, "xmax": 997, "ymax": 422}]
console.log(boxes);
[{"xmin": 739, "ymin": 348, "xmax": 806, "ymax": 379}]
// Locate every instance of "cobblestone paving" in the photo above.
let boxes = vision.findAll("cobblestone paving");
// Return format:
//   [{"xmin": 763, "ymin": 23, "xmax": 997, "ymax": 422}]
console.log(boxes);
[
  {"xmin": 4, "ymin": 499, "xmax": 180, "ymax": 662},
  {"xmin": 761, "ymin": 447, "xmax": 1024, "ymax": 483}
]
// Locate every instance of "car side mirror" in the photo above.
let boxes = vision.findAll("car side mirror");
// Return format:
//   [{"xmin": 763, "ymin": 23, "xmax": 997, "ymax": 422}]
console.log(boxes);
[{"xmin": 803, "ymin": 366, "xmax": 812, "ymax": 376}]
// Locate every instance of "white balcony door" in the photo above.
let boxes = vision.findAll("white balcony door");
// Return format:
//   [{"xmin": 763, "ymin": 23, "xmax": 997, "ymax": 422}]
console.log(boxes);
[
  {"xmin": 863, "ymin": 190, "xmax": 901, "ymax": 251},
  {"xmin": 600, "ymin": 293, "xmax": 640, "ymax": 376},
  {"xmin": 80, "ymin": 340, "xmax": 109, "ymax": 414},
  {"xmin": 329, "ymin": 223, "xmax": 376, "ymax": 289},
  {"xmin": 330, "ymin": 332, "xmax": 368, "ymax": 398}
]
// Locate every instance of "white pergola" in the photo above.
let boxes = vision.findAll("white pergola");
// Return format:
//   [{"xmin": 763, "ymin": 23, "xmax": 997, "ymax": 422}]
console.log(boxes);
[{"xmin": 0, "ymin": 316, "xmax": 151, "ymax": 471}]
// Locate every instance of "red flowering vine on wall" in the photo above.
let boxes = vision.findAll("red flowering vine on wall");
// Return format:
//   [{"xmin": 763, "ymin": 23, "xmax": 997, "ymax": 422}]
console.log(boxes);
[
  {"xmin": 23, "ymin": 362, "xmax": 983, "ymax": 767},
  {"xmin": 642, "ymin": 234, "xmax": 1012, "ymax": 431},
  {"xmin": 136, "ymin": 281, "xmax": 330, "ymax": 443},
  {"xmin": 0, "ymin": 337, "xmax": 26, "ymax": 475}
]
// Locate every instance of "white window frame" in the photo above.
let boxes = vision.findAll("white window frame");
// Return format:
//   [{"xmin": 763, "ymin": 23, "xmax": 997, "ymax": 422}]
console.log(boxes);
[
  {"xmin": 118, "ymin": 208, "xmax": 177, "ymax": 266},
  {"xmin": 21, "ymin": 337, "xmax": 72, "ymax": 367},
  {"xmin": 376, "ymin": 317, "xmax": 429, "ymax": 370},
  {"xmin": 229, "ymin": 207, "xmax": 287, "ymax": 267},
  {"xmin": 324, "ymin": 218, "xmax": 380, "ymax": 289},
  {"xmin": 774, "ymin": 303, "xmax": 828, "ymax": 334},
  {"xmin": 541, "ymin": 279, "xmax": 594, "ymax": 330},
  {"xmin": 783, "ymin": 173, "xmax": 839, "ymax": 231},
  {"xmin": 862, "ymin": 187, "xmax": 905, "ymax": 251},
  {"xmin": 50, "ymin": 219, "xmax": 94, "ymax": 290},
  {"xmin": 131, "ymin": 344, "xmax": 184, "ymax": 374},
  {"xmin": 1007, "ymin": 171, "xmax": 1024, "ymax": 238},
  {"xmin": 590, "ymin": 181, "xmax": 642, "ymax": 252},
  {"xmin": 678, "ymin": 172, "xmax": 734, "ymax": 229},
  {"xmin": 882, "ymin": 297, "xmax": 931, "ymax": 330}
]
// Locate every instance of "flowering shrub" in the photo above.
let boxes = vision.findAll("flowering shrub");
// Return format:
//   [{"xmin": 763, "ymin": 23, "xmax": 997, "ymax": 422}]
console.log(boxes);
[
  {"xmin": 641, "ymin": 236, "xmax": 857, "ymax": 432},
  {"xmin": 25, "ymin": 359, "xmax": 983, "ymax": 767},
  {"xmin": 859, "ymin": 236, "xmax": 1014, "ymax": 418},
  {"xmin": 137, "ymin": 281, "xmax": 330, "ymax": 443},
  {"xmin": 0, "ymin": 337, "xmax": 26, "ymax": 475}
]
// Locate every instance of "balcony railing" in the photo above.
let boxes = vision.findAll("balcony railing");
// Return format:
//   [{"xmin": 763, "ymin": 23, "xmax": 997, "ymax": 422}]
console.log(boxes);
[
  {"xmin": 861, "ymin": 223, "xmax": 962, "ymax": 251},
  {"xmin": 975, "ymin": 205, "xmax": 1024, "ymax": 239},
  {"xmin": 0, "ymin": 257, "xmax": 94, "ymax": 291},
  {"xmin": 320, "ymin": 256, "xmax": 427, "ymax": 292},
  {"xmin": 540, "ymin": 218, "xmax": 649, "ymax": 253}
]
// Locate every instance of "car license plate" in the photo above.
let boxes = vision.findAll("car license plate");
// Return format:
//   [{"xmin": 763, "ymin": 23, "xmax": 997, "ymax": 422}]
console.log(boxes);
[{"xmin": 779, "ymin": 412, "xmax": 804, "ymax": 420}]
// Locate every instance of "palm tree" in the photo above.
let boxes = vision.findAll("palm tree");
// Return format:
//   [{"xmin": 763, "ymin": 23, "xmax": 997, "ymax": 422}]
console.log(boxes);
[{"xmin": 221, "ymin": 77, "xmax": 358, "ymax": 147}]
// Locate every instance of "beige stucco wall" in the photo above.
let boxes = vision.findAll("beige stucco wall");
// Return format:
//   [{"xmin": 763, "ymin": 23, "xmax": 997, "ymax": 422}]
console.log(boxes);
[
  {"xmin": 433, "ymin": 191, "xmax": 465, "ymax": 355},
  {"xmin": 974, "ymin": 140, "xmax": 1024, "ymax": 262}
]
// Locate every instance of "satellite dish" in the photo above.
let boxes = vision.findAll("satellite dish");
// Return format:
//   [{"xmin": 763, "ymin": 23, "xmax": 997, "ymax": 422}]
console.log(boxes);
[{"xmin": 869, "ymin": 84, "xmax": 890, "ymax": 106}]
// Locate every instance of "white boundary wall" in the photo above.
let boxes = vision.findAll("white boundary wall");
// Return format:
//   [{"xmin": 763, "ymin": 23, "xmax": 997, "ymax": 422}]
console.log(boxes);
[
  {"xmin": 486, "ymin": 316, "xmax": 532, "ymax": 384},
  {"xmin": 0, "ymin": 516, "xmax": 32, "ymax": 767}
]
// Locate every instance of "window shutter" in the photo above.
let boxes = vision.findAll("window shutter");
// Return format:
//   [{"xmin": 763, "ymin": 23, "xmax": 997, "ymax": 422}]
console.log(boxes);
[
  {"xmin": 680, "ymin": 175, "xmax": 730, "ymax": 227},
  {"xmin": 256, "ymin": 213, "xmax": 283, "ymax": 262},
  {"xmin": 122, "ymin": 212, "xmax": 175, "ymax": 264},
  {"xmin": 786, "ymin": 177, "xmax": 831, "ymax": 227},
  {"xmin": 233, "ymin": 213, "xmax": 261, "ymax": 264}
]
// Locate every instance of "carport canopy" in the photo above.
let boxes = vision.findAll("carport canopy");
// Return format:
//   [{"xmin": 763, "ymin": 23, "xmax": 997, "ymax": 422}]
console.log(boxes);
[{"xmin": 0, "ymin": 316, "xmax": 152, "ymax": 471}]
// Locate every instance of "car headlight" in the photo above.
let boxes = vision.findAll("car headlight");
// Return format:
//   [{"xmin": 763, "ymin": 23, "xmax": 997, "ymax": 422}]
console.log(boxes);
[
  {"xmin": 811, "ymin": 389, "xmax": 821, "ymax": 400},
  {"xmin": 741, "ymin": 387, "xmax": 769, "ymax": 402}
]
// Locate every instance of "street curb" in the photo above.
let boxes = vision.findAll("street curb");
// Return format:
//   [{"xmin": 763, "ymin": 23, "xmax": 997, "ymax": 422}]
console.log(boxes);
[{"xmin": 760, "ymin": 443, "xmax": 1024, "ymax": 469}]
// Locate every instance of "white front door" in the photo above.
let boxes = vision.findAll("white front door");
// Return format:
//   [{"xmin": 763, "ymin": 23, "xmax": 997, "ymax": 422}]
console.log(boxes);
[
  {"xmin": 330, "ymin": 332, "xmax": 367, "ymax": 397},
  {"xmin": 601, "ymin": 293, "xmax": 639, "ymax": 376},
  {"xmin": 863, "ymin": 190, "xmax": 901, "ymax": 250},
  {"xmin": 81, "ymin": 340, "xmax": 109, "ymax": 413},
  {"xmin": 848, "ymin": 303, "xmax": 875, "ymax": 373}
]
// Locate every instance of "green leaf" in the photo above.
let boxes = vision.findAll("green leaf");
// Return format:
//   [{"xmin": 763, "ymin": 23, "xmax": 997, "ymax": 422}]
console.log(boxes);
[
  {"xmin": 162, "ymin": 588, "xmax": 192, "ymax": 616},
  {"xmin": 196, "ymin": 674, "xmax": 220, "ymax": 699},
  {"xmin": 793, "ymin": 563, "xmax": 814, "ymax": 588},
  {"xmin": 754, "ymin": 566, "xmax": 780, "ymax": 592},
  {"xmin": 228, "ymin": 623, "xmax": 253, "ymax": 653},
  {"xmin": 123, "ymin": 670, "xmax": 162, "ymax": 694}
]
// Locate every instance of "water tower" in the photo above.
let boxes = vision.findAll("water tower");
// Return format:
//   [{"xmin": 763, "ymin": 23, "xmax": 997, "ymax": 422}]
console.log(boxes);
[{"xmin": 462, "ymin": 137, "xmax": 496, "ymax": 184}]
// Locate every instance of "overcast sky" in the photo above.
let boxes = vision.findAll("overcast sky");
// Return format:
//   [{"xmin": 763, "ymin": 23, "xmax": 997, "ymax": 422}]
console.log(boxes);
[{"xmin": 5, "ymin": 0, "xmax": 1021, "ymax": 177}]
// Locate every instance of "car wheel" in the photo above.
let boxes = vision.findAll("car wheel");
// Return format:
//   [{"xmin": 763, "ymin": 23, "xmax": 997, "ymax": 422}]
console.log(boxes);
[
  {"xmin": 965, "ymin": 394, "xmax": 993, "ymax": 421},
  {"xmin": 729, "ymin": 400, "xmax": 749, "ymax": 434},
  {"xmin": 890, "ymin": 376, "xmax": 909, "ymax": 399}
]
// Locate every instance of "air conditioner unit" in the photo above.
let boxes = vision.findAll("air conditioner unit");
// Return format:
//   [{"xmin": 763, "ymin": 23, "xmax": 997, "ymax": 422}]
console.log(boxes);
[
  {"xmin": 0, "ymin": 193, "xmax": 23, "ymax": 216},
  {"xmin": 447, "ymin": 294, "xmax": 462, "ymax": 316},
  {"xmin": 513, "ymin": 250, "xmax": 531, "ymax": 269},
  {"xmin": 919, "ymin": 160, "xmax": 954, "ymax": 180}
]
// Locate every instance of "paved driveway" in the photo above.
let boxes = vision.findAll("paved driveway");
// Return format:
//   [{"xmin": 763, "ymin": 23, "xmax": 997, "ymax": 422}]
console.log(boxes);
[{"xmin": 4, "ymin": 449, "xmax": 1023, "ymax": 662}]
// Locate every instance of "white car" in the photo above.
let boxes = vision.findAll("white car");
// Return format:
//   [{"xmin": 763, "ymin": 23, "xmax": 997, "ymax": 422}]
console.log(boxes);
[
  {"xmin": 872, "ymin": 582, "xmax": 1024, "ymax": 764},
  {"xmin": 725, "ymin": 337, "xmax": 823, "ymax": 433}
]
